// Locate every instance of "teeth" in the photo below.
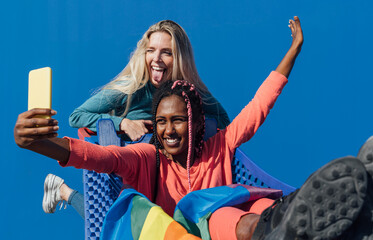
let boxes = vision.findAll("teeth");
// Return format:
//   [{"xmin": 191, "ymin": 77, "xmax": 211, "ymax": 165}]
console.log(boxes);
[
  {"xmin": 166, "ymin": 138, "xmax": 178, "ymax": 143},
  {"xmin": 152, "ymin": 66, "xmax": 164, "ymax": 71}
]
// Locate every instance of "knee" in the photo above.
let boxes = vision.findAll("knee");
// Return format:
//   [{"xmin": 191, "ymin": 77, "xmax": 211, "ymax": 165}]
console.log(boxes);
[{"xmin": 236, "ymin": 214, "xmax": 260, "ymax": 240}]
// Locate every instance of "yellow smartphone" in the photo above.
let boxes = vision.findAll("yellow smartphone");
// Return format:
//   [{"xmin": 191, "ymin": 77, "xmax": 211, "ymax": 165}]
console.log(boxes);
[{"xmin": 28, "ymin": 67, "xmax": 52, "ymax": 119}]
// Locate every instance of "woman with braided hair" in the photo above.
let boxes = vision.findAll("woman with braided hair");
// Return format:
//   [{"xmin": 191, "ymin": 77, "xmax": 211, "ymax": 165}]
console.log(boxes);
[
  {"xmin": 147, "ymin": 80, "xmax": 205, "ymax": 200},
  {"xmin": 14, "ymin": 17, "xmax": 373, "ymax": 239}
]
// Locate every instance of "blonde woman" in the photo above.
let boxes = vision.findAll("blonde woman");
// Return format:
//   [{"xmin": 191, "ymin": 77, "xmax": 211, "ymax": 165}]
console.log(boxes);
[{"xmin": 69, "ymin": 20, "xmax": 230, "ymax": 141}]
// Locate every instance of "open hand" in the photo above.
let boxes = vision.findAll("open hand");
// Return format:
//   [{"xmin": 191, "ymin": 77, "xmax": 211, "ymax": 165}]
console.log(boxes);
[
  {"xmin": 274, "ymin": 16, "xmax": 304, "ymax": 78},
  {"xmin": 120, "ymin": 118, "xmax": 153, "ymax": 141},
  {"xmin": 14, "ymin": 108, "xmax": 59, "ymax": 148},
  {"xmin": 289, "ymin": 16, "xmax": 303, "ymax": 54}
]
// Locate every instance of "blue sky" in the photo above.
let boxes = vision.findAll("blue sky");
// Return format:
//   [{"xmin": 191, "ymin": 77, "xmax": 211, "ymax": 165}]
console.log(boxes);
[{"xmin": 2, "ymin": 0, "xmax": 373, "ymax": 239}]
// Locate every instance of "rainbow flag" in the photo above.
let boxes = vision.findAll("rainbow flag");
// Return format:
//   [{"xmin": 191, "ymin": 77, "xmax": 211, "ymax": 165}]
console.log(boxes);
[{"xmin": 101, "ymin": 185, "xmax": 282, "ymax": 240}]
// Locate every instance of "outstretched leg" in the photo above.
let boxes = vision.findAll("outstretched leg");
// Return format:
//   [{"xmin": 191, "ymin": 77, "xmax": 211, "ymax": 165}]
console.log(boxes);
[
  {"xmin": 252, "ymin": 157, "xmax": 368, "ymax": 240},
  {"xmin": 43, "ymin": 174, "xmax": 85, "ymax": 218}
]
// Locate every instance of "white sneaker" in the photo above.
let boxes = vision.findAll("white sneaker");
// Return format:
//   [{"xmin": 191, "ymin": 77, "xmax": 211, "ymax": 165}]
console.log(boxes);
[{"xmin": 42, "ymin": 174, "xmax": 66, "ymax": 213}]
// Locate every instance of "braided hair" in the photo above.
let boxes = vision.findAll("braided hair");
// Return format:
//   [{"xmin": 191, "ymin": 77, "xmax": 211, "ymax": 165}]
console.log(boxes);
[{"xmin": 150, "ymin": 80, "xmax": 205, "ymax": 195}]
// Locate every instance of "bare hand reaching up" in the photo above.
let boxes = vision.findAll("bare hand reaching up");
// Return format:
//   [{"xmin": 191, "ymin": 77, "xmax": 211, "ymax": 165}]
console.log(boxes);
[
  {"xmin": 289, "ymin": 16, "xmax": 303, "ymax": 57},
  {"xmin": 275, "ymin": 16, "xmax": 304, "ymax": 78}
]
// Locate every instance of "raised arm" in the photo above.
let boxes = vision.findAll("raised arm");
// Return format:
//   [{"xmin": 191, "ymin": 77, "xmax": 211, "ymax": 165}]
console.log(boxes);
[
  {"xmin": 14, "ymin": 108, "xmax": 70, "ymax": 164},
  {"xmin": 223, "ymin": 16, "xmax": 303, "ymax": 149},
  {"xmin": 275, "ymin": 16, "xmax": 303, "ymax": 78}
]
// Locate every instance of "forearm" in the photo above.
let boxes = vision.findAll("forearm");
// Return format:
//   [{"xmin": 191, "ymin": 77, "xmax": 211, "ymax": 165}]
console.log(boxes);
[
  {"xmin": 69, "ymin": 88, "xmax": 125, "ymax": 131},
  {"xmin": 24, "ymin": 138, "xmax": 70, "ymax": 164},
  {"xmin": 275, "ymin": 46, "xmax": 301, "ymax": 78},
  {"xmin": 65, "ymin": 138, "xmax": 150, "ymax": 176},
  {"xmin": 69, "ymin": 109, "xmax": 123, "ymax": 132}
]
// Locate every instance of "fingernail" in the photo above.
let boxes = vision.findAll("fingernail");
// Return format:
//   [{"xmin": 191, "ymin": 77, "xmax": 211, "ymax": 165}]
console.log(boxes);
[
  {"xmin": 51, "ymin": 110, "xmax": 57, "ymax": 114},
  {"xmin": 53, "ymin": 126, "xmax": 59, "ymax": 130}
]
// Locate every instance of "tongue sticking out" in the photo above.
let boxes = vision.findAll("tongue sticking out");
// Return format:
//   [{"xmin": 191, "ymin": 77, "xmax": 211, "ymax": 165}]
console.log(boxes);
[{"xmin": 152, "ymin": 69, "xmax": 164, "ymax": 83}]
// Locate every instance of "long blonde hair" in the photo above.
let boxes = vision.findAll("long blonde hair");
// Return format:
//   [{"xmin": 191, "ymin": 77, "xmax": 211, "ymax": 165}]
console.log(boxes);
[{"xmin": 105, "ymin": 20, "xmax": 210, "ymax": 116}]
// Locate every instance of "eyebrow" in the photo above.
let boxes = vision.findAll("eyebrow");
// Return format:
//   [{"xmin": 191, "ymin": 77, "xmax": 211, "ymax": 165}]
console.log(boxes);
[
  {"xmin": 146, "ymin": 46, "xmax": 172, "ymax": 51},
  {"xmin": 156, "ymin": 115, "xmax": 187, "ymax": 119}
]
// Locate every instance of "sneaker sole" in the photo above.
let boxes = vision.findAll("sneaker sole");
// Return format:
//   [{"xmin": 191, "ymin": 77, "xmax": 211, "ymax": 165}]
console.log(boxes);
[
  {"xmin": 357, "ymin": 136, "xmax": 373, "ymax": 177},
  {"xmin": 42, "ymin": 174, "xmax": 62, "ymax": 213},
  {"xmin": 354, "ymin": 137, "xmax": 373, "ymax": 239},
  {"xmin": 264, "ymin": 157, "xmax": 368, "ymax": 240},
  {"xmin": 43, "ymin": 174, "xmax": 54, "ymax": 213}
]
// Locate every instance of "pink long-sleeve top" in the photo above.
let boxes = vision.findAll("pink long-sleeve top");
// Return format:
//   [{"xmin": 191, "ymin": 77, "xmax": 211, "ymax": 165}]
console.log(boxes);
[{"xmin": 61, "ymin": 71, "xmax": 288, "ymax": 216}]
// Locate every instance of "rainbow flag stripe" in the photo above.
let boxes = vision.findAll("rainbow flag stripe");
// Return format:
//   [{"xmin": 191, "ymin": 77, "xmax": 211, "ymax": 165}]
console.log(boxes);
[{"xmin": 100, "ymin": 185, "xmax": 282, "ymax": 240}]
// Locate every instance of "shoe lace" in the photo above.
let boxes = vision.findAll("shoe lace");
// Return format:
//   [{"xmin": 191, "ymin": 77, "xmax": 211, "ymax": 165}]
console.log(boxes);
[
  {"xmin": 58, "ymin": 200, "xmax": 67, "ymax": 210},
  {"xmin": 261, "ymin": 197, "xmax": 285, "ymax": 222},
  {"xmin": 261, "ymin": 189, "xmax": 299, "ymax": 222}
]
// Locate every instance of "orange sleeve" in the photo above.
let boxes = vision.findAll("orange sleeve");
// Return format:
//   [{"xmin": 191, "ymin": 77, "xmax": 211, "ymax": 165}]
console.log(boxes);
[{"xmin": 224, "ymin": 71, "xmax": 288, "ymax": 150}]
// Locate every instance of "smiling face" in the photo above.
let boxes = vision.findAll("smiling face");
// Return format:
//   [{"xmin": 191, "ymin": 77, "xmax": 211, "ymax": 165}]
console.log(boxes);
[
  {"xmin": 155, "ymin": 94, "xmax": 194, "ymax": 166},
  {"xmin": 146, "ymin": 31, "xmax": 174, "ymax": 88}
]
